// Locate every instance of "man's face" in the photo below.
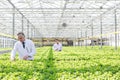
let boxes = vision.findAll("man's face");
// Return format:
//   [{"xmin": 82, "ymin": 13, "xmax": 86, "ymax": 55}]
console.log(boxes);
[
  {"xmin": 18, "ymin": 35, "xmax": 25, "ymax": 42},
  {"xmin": 55, "ymin": 40, "xmax": 59, "ymax": 44}
]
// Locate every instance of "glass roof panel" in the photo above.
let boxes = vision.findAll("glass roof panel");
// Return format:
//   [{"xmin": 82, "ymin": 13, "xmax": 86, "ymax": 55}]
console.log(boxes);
[{"xmin": 0, "ymin": 0, "xmax": 120, "ymax": 38}]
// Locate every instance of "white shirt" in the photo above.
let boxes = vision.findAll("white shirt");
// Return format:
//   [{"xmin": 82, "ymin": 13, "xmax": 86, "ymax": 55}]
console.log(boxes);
[
  {"xmin": 11, "ymin": 39, "xmax": 36, "ymax": 60},
  {"xmin": 53, "ymin": 43, "xmax": 62, "ymax": 51}
]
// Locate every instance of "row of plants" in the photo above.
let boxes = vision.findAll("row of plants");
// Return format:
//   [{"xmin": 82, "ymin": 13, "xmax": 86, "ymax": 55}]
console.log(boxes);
[
  {"xmin": 0, "ymin": 46, "xmax": 120, "ymax": 80},
  {"xmin": 0, "ymin": 48, "xmax": 12, "ymax": 51},
  {"xmin": 53, "ymin": 46, "xmax": 120, "ymax": 80},
  {"xmin": 0, "ymin": 47, "xmax": 51, "ymax": 80}
]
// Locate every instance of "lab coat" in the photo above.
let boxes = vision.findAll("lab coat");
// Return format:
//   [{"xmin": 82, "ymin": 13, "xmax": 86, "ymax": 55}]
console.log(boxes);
[
  {"xmin": 53, "ymin": 43, "xmax": 62, "ymax": 51},
  {"xmin": 11, "ymin": 39, "xmax": 36, "ymax": 60}
]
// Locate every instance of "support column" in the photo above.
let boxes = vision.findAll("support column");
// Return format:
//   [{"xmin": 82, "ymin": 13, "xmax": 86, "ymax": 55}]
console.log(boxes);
[
  {"xmin": 81, "ymin": 29, "xmax": 82, "ymax": 47},
  {"xmin": 27, "ymin": 21, "xmax": 29, "ymax": 39},
  {"xmin": 12, "ymin": 8, "xmax": 15, "ymax": 38},
  {"xmin": 100, "ymin": 15, "xmax": 103, "ymax": 49},
  {"xmin": 21, "ymin": 15, "xmax": 24, "ymax": 32},
  {"xmin": 114, "ymin": 9, "xmax": 117, "ymax": 50},
  {"xmin": 91, "ymin": 20, "xmax": 94, "ymax": 48}
]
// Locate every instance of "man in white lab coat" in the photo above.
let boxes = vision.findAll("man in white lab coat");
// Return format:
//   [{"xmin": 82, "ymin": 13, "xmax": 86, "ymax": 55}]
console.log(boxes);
[
  {"xmin": 11, "ymin": 32, "xmax": 36, "ymax": 61},
  {"xmin": 53, "ymin": 39, "xmax": 62, "ymax": 51}
]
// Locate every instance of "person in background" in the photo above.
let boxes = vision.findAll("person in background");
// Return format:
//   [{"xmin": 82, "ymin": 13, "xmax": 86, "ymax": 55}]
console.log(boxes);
[
  {"xmin": 52, "ymin": 39, "xmax": 62, "ymax": 51},
  {"xmin": 11, "ymin": 32, "xmax": 36, "ymax": 61}
]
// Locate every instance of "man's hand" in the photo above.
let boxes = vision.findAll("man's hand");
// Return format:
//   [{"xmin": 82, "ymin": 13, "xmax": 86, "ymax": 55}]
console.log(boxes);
[
  {"xmin": 55, "ymin": 48, "xmax": 58, "ymax": 51},
  {"xmin": 23, "ymin": 55, "xmax": 28, "ymax": 60}
]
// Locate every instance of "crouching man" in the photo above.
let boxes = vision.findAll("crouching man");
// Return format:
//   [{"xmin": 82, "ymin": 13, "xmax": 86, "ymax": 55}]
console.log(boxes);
[{"xmin": 11, "ymin": 32, "xmax": 36, "ymax": 61}]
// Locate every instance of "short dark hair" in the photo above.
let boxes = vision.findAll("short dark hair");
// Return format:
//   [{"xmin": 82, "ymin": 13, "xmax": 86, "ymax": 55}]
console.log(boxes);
[
  {"xmin": 55, "ymin": 39, "xmax": 59, "ymax": 41},
  {"xmin": 17, "ymin": 32, "xmax": 25, "ymax": 37}
]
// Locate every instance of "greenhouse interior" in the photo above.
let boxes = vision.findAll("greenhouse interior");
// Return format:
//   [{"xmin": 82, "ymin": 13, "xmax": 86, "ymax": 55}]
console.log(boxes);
[{"xmin": 0, "ymin": 0, "xmax": 120, "ymax": 80}]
